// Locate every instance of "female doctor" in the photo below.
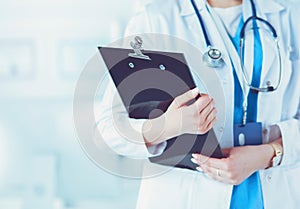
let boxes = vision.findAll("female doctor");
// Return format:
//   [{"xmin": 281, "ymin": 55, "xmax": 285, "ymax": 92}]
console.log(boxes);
[{"xmin": 98, "ymin": 0, "xmax": 300, "ymax": 208}]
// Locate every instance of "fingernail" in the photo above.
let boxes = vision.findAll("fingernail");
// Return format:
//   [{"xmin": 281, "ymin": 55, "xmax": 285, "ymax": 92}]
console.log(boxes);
[
  {"xmin": 191, "ymin": 158, "xmax": 198, "ymax": 164},
  {"xmin": 192, "ymin": 154, "xmax": 198, "ymax": 159},
  {"xmin": 196, "ymin": 167, "xmax": 204, "ymax": 172}
]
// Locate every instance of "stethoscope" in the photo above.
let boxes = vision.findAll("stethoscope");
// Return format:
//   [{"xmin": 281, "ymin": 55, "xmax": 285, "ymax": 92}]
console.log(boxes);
[{"xmin": 190, "ymin": 0, "xmax": 282, "ymax": 96}]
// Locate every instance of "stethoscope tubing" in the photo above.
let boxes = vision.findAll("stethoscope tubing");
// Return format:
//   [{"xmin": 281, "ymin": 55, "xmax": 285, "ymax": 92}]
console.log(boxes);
[{"xmin": 190, "ymin": 0, "xmax": 282, "ymax": 94}]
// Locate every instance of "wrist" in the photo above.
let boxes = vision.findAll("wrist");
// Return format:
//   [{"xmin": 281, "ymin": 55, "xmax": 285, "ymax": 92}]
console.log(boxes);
[
  {"xmin": 142, "ymin": 114, "xmax": 169, "ymax": 146},
  {"xmin": 258, "ymin": 140, "xmax": 283, "ymax": 170},
  {"xmin": 257, "ymin": 144, "xmax": 275, "ymax": 170},
  {"xmin": 267, "ymin": 141, "xmax": 283, "ymax": 168}
]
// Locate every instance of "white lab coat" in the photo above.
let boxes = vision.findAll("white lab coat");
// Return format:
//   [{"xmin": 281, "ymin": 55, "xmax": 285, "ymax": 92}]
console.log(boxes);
[{"xmin": 97, "ymin": 0, "xmax": 300, "ymax": 208}]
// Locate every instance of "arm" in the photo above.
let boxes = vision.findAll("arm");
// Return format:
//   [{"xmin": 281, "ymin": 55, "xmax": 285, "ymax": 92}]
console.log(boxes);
[
  {"xmin": 96, "ymin": 76, "xmax": 168, "ymax": 159},
  {"xmin": 96, "ymin": 76, "xmax": 217, "ymax": 159},
  {"xmin": 142, "ymin": 89, "xmax": 217, "ymax": 147},
  {"xmin": 191, "ymin": 103, "xmax": 299, "ymax": 185},
  {"xmin": 191, "ymin": 138, "xmax": 283, "ymax": 185},
  {"xmin": 191, "ymin": 84, "xmax": 299, "ymax": 185},
  {"xmin": 95, "ymin": 10, "xmax": 161, "ymax": 159},
  {"xmin": 191, "ymin": 14, "xmax": 300, "ymax": 184}
]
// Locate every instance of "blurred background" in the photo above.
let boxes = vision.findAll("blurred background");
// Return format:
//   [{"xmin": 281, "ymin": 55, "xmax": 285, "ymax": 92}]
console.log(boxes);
[
  {"xmin": 0, "ymin": 0, "xmax": 299, "ymax": 209},
  {"xmin": 0, "ymin": 0, "xmax": 151, "ymax": 209}
]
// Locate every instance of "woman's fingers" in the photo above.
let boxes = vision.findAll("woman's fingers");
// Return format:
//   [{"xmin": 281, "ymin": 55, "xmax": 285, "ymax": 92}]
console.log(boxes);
[
  {"xmin": 167, "ymin": 89, "xmax": 217, "ymax": 135},
  {"xmin": 193, "ymin": 94, "xmax": 212, "ymax": 112},
  {"xmin": 192, "ymin": 154, "xmax": 227, "ymax": 170},
  {"xmin": 203, "ymin": 116, "xmax": 217, "ymax": 132},
  {"xmin": 200, "ymin": 97, "xmax": 215, "ymax": 115},
  {"xmin": 204, "ymin": 170, "xmax": 233, "ymax": 184},
  {"xmin": 190, "ymin": 96, "xmax": 217, "ymax": 133},
  {"xmin": 201, "ymin": 165, "xmax": 230, "ymax": 179},
  {"xmin": 202, "ymin": 107, "xmax": 217, "ymax": 128},
  {"xmin": 172, "ymin": 88, "xmax": 199, "ymax": 108},
  {"xmin": 191, "ymin": 155, "xmax": 234, "ymax": 184}
]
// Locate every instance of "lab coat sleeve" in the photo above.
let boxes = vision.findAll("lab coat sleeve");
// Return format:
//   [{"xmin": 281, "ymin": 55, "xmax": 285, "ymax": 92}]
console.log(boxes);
[
  {"xmin": 275, "ymin": 5, "xmax": 300, "ymax": 167},
  {"xmin": 95, "ymin": 73, "xmax": 167, "ymax": 159},
  {"xmin": 276, "ymin": 66, "xmax": 300, "ymax": 167},
  {"xmin": 95, "ymin": 8, "xmax": 166, "ymax": 159},
  {"xmin": 277, "ymin": 111, "xmax": 300, "ymax": 167}
]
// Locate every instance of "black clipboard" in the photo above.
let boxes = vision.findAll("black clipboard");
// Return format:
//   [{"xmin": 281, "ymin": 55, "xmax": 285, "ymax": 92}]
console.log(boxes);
[{"xmin": 98, "ymin": 46, "xmax": 224, "ymax": 170}]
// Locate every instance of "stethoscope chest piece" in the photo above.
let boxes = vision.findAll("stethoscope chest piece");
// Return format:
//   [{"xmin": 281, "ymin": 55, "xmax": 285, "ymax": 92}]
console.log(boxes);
[{"xmin": 202, "ymin": 47, "xmax": 225, "ymax": 68}]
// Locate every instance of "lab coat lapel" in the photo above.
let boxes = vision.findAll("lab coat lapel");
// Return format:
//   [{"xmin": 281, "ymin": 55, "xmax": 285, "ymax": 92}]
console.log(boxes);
[
  {"xmin": 241, "ymin": 0, "xmax": 255, "ymax": 90},
  {"xmin": 180, "ymin": 0, "xmax": 231, "ymax": 69},
  {"xmin": 179, "ymin": 0, "xmax": 285, "ymax": 91},
  {"xmin": 202, "ymin": 5, "xmax": 232, "ymax": 70},
  {"xmin": 180, "ymin": 0, "xmax": 207, "ymax": 56},
  {"xmin": 205, "ymin": 3, "xmax": 249, "ymax": 95}
]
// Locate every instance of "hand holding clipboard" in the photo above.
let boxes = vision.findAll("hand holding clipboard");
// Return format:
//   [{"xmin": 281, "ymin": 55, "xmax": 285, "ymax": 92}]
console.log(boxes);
[{"xmin": 99, "ymin": 36, "xmax": 224, "ymax": 170}]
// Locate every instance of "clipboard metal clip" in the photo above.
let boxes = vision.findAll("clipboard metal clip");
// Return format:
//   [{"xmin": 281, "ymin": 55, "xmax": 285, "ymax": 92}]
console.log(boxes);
[{"xmin": 128, "ymin": 36, "xmax": 151, "ymax": 60}]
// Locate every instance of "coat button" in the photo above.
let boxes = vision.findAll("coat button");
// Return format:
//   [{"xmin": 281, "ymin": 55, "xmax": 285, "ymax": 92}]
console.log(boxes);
[
  {"xmin": 267, "ymin": 175, "xmax": 272, "ymax": 182},
  {"xmin": 219, "ymin": 127, "xmax": 224, "ymax": 132}
]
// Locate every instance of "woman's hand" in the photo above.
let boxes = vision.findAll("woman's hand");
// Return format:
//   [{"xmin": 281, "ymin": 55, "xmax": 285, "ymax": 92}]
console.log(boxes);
[
  {"xmin": 143, "ymin": 88, "xmax": 217, "ymax": 146},
  {"xmin": 164, "ymin": 87, "xmax": 217, "ymax": 135},
  {"xmin": 191, "ymin": 144, "xmax": 275, "ymax": 185}
]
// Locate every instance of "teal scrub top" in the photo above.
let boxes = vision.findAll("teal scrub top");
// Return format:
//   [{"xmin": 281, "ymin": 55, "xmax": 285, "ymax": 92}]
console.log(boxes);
[{"xmin": 229, "ymin": 18, "xmax": 264, "ymax": 209}]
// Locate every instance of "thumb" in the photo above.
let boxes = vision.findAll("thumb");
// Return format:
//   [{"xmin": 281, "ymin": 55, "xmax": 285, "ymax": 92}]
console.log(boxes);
[
  {"xmin": 221, "ymin": 148, "xmax": 232, "ymax": 158},
  {"xmin": 172, "ymin": 88, "xmax": 199, "ymax": 108}
]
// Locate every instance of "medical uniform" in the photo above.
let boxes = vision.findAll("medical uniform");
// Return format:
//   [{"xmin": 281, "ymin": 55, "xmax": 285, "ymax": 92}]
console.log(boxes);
[{"xmin": 97, "ymin": 0, "xmax": 300, "ymax": 208}]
